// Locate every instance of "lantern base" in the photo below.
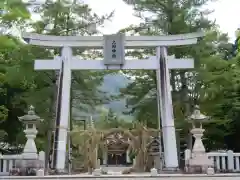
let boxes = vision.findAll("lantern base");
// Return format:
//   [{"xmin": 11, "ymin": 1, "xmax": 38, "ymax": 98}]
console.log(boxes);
[
  {"xmin": 10, "ymin": 159, "xmax": 44, "ymax": 176},
  {"xmin": 188, "ymin": 128, "xmax": 213, "ymax": 173},
  {"xmin": 22, "ymin": 152, "xmax": 38, "ymax": 159},
  {"xmin": 191, "ymin": 128, "xmax": 206, "ymax": 153}
]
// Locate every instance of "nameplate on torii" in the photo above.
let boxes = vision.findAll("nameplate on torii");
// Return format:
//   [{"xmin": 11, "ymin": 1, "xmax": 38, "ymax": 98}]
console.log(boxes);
[{"xmin": 34, "ymin": 55, "xmax": 194, "ymax": 70}]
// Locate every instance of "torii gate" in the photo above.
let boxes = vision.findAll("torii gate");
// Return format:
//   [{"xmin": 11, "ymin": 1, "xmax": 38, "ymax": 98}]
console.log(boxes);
[{"xmin": 22, "ymin": 32, "xmax": 203, "ymax": 172}]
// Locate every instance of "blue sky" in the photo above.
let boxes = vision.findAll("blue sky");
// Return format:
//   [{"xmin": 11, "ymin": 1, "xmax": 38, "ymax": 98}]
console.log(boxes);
[{"xmin": 84, "ymin": 0, "xmax": 239, "ymax": 41}]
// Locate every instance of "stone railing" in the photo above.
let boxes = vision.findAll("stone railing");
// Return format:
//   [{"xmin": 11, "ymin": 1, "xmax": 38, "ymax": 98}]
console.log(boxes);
[
  {"xmin": 0, "ymin": 151, "xmax": 45, "ymax": 176},
  {"xmin": 185, "ymin": 149, "xmax": 240, "ymax": 172},
  {"xmin": 208, "ymin": 150, "xmax": 240, "ymax": 172}
]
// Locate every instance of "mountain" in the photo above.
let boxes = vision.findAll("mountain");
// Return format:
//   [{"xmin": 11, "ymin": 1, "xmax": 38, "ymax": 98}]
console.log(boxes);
[
  {"xmin": 100, "ymin": 73, "xmax": 133, "ymax": 120},
  {"xmin": 100, "ymin": 73, "xmax": 129, "ymax": 108},
  {"xmin": 72, "ymin": 73, "xmax": 133, "ymax": 121}
]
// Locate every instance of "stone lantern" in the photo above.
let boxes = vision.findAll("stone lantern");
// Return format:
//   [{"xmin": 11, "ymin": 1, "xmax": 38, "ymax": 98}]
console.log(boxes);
[
  {"xmin": 188, "ymin": 105, "xmax": 209, "ymax": 153},
  {"xmin": 18, "ymin": 105, "xmax": 43, "ymax": 159},
  {"xmin": 17, "ymin": 105, "xmax": 43, "ymax": 174},
  {"xmin": 186, "ymin": 105, "xmax": 214, "ymax": 173}
]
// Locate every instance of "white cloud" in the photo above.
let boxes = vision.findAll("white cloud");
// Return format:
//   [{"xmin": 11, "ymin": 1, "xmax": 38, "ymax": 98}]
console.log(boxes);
[
  {"xmin": 28, "ymin": 0, "xmax": 239, "ymax": 41},
  {"xmin": 84, "ymin": 0, "xmax": 140, "ymax": 34},
  {"xmin": 85, "ymin": 0, "xmax": 239, "ymax": 41},
  {"xmin": 208, "ymin": 0, "xmax": 239, "ymax": 41}
]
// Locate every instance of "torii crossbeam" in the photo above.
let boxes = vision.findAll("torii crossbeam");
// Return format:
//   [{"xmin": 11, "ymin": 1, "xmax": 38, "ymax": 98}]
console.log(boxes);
[
  {"xmin": 34, "ymin": 56, "xmax": 193, "ymax": 70},
  {"xmin": 22, "ymin": 32, "xmax": 203, "ymax": 172}
]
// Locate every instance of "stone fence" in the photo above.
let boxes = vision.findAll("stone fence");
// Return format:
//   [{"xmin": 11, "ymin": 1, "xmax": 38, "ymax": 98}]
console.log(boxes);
[
  {"xmin": 185, "ymin": 149, "xmax": 240, "ymax": 172},
  {"xmin": 0, "ymin": 151, "xmax": 45, "ymax": 176}
]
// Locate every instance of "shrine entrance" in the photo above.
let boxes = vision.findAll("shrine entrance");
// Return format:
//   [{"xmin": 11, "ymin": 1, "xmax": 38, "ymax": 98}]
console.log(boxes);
[
  {"xmin": 107, "ymin": 152, "xmax": 127, "ymax": 165},
  {"xmin": 102, "ymin": 131, "xmax": 131, "ymax": 166}
]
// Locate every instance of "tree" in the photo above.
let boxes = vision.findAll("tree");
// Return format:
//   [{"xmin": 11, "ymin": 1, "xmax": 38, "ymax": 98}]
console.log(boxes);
[
  {"xmin": 120, "ymin": 0, "xmax": 234, "ymax": 150},
  {"xmin": 0, "ymin": 0, "xmax": 33, "ymax": 150},
  {"xmin": 0, "ymin": 0, "xmax": 114, "ymax": 156},
  {"xmin": 107, "ymin": 108, "xmax": 116, "ymax": 120},
  {"xmin": 235, "ymin": 28, "xmax": 240, "ymax": 57},
  {"xmin": 71, "ymin": 125, "xmax": 103, "ymax": 173},
  {"xmin": 0, "ymin": 0, "xmax": 30, "ymax": 32},
  {"xmin": 121, "ymin": 0, "xmax": 213, "ymax": 122},
  {"xmin": 210, "ymin": 55, "xmax": 240, "ymax": 151},
  {"xmin": 31, "ymin": 0, "xmax": 114, "ymax": 115}
]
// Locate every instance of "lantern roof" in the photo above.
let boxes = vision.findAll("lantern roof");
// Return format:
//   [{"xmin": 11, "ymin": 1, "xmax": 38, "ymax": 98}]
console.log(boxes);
[
  {"xmin": 188, "ymin": 105, "xmax": 209, "ymax": 122},
  {"xmin": 18, "ymin": 105, "xmax": 43, "ymax": 123}
]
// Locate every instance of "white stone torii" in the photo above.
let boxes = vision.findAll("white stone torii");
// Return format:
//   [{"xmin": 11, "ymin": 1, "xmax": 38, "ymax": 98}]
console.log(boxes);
[{"xmin": 22, "ymin": 32, "xmax": 203, "ymax": 172}]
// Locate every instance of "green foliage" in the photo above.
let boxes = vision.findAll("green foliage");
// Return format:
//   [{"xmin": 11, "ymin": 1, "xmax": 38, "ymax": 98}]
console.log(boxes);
[
  {"xmin": 0, "ymin": 0, "xmax": 31, "ymax": 149},
  {"xmin": 120, "ymin": 0, "xmax": 239, "ymax": 151},
  {"xmin": 0, "ymin": 0, "xmax": 30, "ymax": 19},
  {"xmin": 0, "ymin": 0, "xmax": 113, "ymax": 153},
  {"xmin": 94, "ymin": 107, "xmax": 133, "ymax": 129},
  {"xmin": 27, "ymin": 0, "xmax": 114, "ymax": 152}
]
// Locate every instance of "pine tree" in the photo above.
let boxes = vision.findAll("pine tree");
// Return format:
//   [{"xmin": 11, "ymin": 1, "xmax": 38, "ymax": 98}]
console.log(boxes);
[{"xmin": 121, "ymin": 0, "xmax": 233, "ymax": 150}]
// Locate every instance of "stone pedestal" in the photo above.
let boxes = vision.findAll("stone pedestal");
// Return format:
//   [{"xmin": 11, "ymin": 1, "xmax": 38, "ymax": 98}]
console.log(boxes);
[
  {"xmin": 133, "ymin": 158, "xmax": 136, "ymax": 166},
  {"xmin": 207, "ymin": 167, "xmax": 214, "ymax": 175},
  {"xmin": 22, "ymin": 128, "xmax": 38, "ymax": 159},
  {"xmin": 191, "ymin": 128, "xmax": 205, "ymax": 153},
  {"xmin": 126, "ymin": 149, "xmax": 131, "ymax": 163},
  {"xmin": 93, "ymin": 169, "xmax": 101, "ymax": 176},
  {"xmin": 150, "ymin": 168, "xmax": 158, "ymax": 176},
  {"xmin": 103, "ymin": 151, "xmax": 107, "ymax": 165},
  {"xmin": 96, "ymin": 159, "xmax": 101, "ymax": 169},
  {"xmin": 153, "ymin": 155, "xmax": 161, "ymax": 170},
  {"xmin": 188, "ymin": 128, "xmax": 213, "ymax": 173},
  {"xmin": 37, "ymin": 169, "xmax": 45, "ymax": 176}
]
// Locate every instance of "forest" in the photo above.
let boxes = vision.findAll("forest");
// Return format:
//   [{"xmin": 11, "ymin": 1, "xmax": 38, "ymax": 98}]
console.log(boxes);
[{"xmin": 0, "ymin": 0, "xmax": 240, "ymax": 157}]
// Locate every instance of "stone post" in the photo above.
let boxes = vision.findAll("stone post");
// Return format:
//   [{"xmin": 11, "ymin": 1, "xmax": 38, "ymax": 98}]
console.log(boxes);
[
  {"xmin": 103, "ymin": 151, "xmax": 107, "ymax": 165},
  {"xmin": 126, "ymin": 149, "xmax": 131, "ymax": 163}
]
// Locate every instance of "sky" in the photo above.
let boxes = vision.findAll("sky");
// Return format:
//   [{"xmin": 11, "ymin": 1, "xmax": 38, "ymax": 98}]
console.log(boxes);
[
  {"xmin": 83, "ymin": 0, "xmax": 239, "ymax": 41},
  {"xmin": 27, "ymin": 0, "xmax": 239, "ymax": 41}
]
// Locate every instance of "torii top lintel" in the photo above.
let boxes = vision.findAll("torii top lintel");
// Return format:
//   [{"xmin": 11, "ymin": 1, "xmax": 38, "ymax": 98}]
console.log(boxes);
[{"xmin": 22, "ymin": 32, "xmax": 204, "ymax": 48}]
